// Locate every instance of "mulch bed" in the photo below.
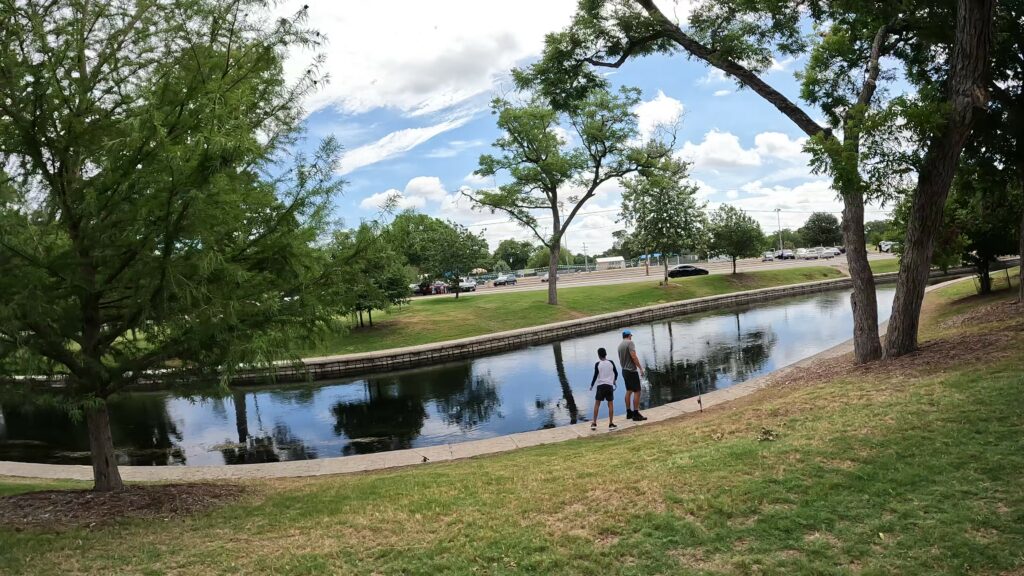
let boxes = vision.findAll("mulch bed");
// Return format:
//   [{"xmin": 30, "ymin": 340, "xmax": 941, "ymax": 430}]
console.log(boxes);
[{"xmin": 0, "ymin": 483, "xmax": 246, "ymax": 531}]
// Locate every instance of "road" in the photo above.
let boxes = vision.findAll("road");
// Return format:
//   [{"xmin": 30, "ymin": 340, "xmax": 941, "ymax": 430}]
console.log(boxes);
[{"xmin": 416, "ymin": 252, "xmax": 900, "ymax": 299}]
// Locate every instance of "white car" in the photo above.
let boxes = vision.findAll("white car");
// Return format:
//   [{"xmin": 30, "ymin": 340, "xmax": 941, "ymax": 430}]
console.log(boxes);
[
  {"xmin": 824, "ymin": 247, "xmax": 842, "ymax": 257},
  {"xmin": 813, "ymin": 246, "xmax": 835, "ymax": 259},
  {"xmin": 457, "ymin": 280, "xmax": 477, "ymax": 292}
]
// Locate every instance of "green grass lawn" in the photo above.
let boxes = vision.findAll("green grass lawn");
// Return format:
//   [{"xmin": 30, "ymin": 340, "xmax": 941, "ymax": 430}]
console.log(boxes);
[
  {"xmin": 868, "ymin": 258, "xmax": 900, "ymax": 274},
  {"xmin": 300, "ymin": 267, "xmax": 844, "ymax": 356},
  {"xmin": 2, "ymin": 280, "xmax": 1022, "ymax": 575}
]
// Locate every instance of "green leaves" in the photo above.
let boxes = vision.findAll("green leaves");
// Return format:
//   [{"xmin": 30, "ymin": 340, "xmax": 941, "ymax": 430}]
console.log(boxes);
[
  {"xmin": 708, "ymin": 205, "xmax": 766, "ymax": 268},
  {"xmin": 621, "ymin": 153, "xmax": 707, "ymax": 262},
  {"xmin": 0, "ymin": 0, "xmax": 344, "ymax": 398}
]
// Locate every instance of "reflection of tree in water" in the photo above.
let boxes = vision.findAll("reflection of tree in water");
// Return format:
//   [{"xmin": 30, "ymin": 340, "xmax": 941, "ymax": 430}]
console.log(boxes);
[
  {"xmin": 221, "ymin": 391, "xmax": 318, "ymax": 464},
  {"xmin": 423, "ymin": 364, "xmax": 501, "ymax": 431},
  {"xmin": 0, "ymin": 394, "xmax": 185, "ymax": 465},
  {"xmin": 552, "ymin": 343, "xmax": 580, "ymax": 424},
  {"xmin": 645, "ymin": 315, "xmax": 777, "ymax": 405},
  {"xmin": 332, "ymin": 392, "xmax": 427, "ymax": 455},
  {"xmin": 329, "ymin": 363, "xmax": 503, "ymax": 455}
]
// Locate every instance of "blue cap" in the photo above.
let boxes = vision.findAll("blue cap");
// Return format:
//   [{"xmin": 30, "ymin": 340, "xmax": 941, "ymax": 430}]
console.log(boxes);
[{"xmin": 622, "ymin": 329, "xmax": 632, "ymax": 337}]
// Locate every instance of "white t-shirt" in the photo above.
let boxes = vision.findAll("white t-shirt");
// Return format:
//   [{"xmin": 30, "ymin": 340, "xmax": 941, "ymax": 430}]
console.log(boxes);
[{"xmin": 592, "ymin": 359, "xmax": 618, "ymax": 388}]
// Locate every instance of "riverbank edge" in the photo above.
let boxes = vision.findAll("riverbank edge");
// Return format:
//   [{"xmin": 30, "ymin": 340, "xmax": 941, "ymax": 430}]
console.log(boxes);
[
  {"xmin": 0, "ymin": 275, "xmax": 974, "ymax": 483},
  {"xmin": 237, "ymin": 267, "xmax": 977, "ymax": 384}
]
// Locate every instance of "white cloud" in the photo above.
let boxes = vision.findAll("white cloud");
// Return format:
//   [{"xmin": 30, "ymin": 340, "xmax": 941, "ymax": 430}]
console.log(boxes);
[
  {"xmin": 753, "ymin": 132, "xmax": 808, "ymax": 162},
  {"xmin": 713, "ymin": 89, "xmax": 731, "ymax": 97},
  {"xmin": 339, "ymin": 116, "xmax": 470, "ymax": 174},
  {"xmin": 463, "ymin": 171, "xmax": 493, "ymax": 187},
  {"xmin": 404, "ymin": 176, "xmax": 449, "ymax": 202},
  {"xmin": 769, "ymin": 56, "xmax": 797, "ymax": 72},
  {"xmin": 425, "ymin": 139, "xmax": 486, "ymax": 158},
  {"xmin": 359, "ymin": 189, "xmax": 426, "ymax": 211},
  {"xmin": 697, "ymin": 68, "xmax": 729, "ymax": 85},
  {"xmin": 679, "ymin": 130, "xmax": 762, "ymax": 169},
  {"xmin": 552, "ymin": 125, "xmax": 574, "ymax": 146},
  {"xmin": 634, "ymin": 90, "xmax": 684, "ymax": 142},
  {"xmin": 279, "ymin": 1, "xmax": 577, "ymax": 116}
]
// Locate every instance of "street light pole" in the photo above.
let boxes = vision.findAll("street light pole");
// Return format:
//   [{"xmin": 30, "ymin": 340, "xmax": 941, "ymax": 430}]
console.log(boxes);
[
  {"xmin": 775, "ymin": 208, "xmax": 783, "ymax": 252},
  {"xmin": 583, "ymin": 242, "xmax": 589, "ymax": 271}
]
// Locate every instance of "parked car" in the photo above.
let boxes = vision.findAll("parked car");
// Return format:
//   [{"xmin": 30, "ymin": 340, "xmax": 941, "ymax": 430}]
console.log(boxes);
[
  {"xmin": 879, "ymin": 240, "xmax": 899, "ymax": 253},
  {"xmin": 823, "ymin": 247, "xmax": 842, "ymax": 257},
  {"xmin": 409, "ymin": 283, "xmax": 423, "ymax": 296},
  {"xmin": 775, "ymin": 249, "xmax": 796, "ymax": 260},
  {"xmin": 814, "ymin": 246, "xmax": 835, "ymax": 259},
  {"xmin": 541, "ymin": 272, "xmax": 560, "ymax": 282},
  {"xmin": 762, "ymin": 251, "xmax": 775, "ymax": 262},
  {"xmin": 667, "ymin": 265, "xmax": 710, "ymax": 278},
  {"xmin": 458, "ymin": 279, "xmax": 477, "ymax": 292},
  {"xmin": 493, "ymin": 274, "xmax": 517, "ymax": 286}
]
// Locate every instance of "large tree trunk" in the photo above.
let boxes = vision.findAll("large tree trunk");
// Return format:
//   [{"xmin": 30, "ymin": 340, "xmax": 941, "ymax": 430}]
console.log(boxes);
[
  {"xmin": 663, "ymin": 259, "xmax": 669, "ymax": 284},
  {"xmin": 1019, "ymin": 206, "xmax": 1023, "ymax": 302},
  {"xmin": 86, "ymin": 402, "xmax": 124, "ymax": 492},
  {"xmin": 886, "ymin": 0, "xmax": 994, "ymax": 357},
  {"xmin": 843, "ymin": 192, "xmax": 884, "ymax": 363},
  {"xmin": 977, "ymin": 259, "xmax": 992, "ymax": 294},
  {"xmin": 732, "ymin": 257, "xmax": 737, "ymax": 274},
  {"xmin": 547, "ymin": 244, "xmax": 560, "ymax": 305}
]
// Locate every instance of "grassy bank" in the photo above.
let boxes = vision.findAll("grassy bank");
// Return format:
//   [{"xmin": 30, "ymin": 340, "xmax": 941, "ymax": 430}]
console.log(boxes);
[
  {"xmin": 302, "ymin": 267, "xmax": 844, "ymax": 356},
  {"xmin": 2, "ymin": 280, "xmax": 1022, "ymax": 575},
  {"xmin": 868, "ymin": 257, "xmax": 900, "ymax": 274}
]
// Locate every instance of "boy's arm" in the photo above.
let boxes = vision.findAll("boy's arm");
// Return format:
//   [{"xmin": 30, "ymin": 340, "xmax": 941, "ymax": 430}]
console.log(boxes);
[
  {"xmin": 590, "ymin": 362, "xmax": 599, "ymax": 388},
  {"xmin": 612, "ymin": 361, "xmax": 618, "ymax": 389}
]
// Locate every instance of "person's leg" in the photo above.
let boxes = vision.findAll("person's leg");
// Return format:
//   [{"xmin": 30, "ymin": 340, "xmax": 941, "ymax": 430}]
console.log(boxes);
[
  {"xmin": 592, "ymin": 398, "xmax": 599, "ymax": 428},
  {"xmin": 607, "ymin": 400, "xmax": 615, "ymax": 427},
  {"xmin": 625, "ymin": 390, "xmax": 634, "ymax": 419}
]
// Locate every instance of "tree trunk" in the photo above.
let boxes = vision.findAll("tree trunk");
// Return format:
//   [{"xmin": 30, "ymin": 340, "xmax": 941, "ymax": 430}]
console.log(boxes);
[
  {"xmin": 732, "ymin": 257, "xmax": 737, "ymax": 274},
  {"xmin": 368, "ymin": 309, "xmax": 373, "ymax": 326},
  {"xmin": 843, "ymin": 193, "xmax": 884, "ymax": 363},
  {"xmin": 1019, "ymin": 204, "xmax": 1024, "ymax": 302},
  {"xmin": 547, "ymin": 244, "xmax": 560, "ymax": 305},
  {"xmin": 978, "ymin": 259, "xmax": 992, "ymax": 294},
  {"xmin": 663, "ymin": 259, "xmax": 669, "ymax": 284},
  {"xmin": 885, "ymin": 0, "xmax": 994, "ymax": 357},
  {"xmin": 358, "ymin": 310, "xmax": 364, "ymax": 328},
  {"xmin": 86, "ymin": 402, "xmax": 124, "ymax": 492}
]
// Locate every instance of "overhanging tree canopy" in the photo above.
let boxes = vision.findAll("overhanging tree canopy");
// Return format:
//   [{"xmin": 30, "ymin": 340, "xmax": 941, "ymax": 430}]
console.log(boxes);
[{"xmin": 0, "ymin": 0, "xmax": 344, "ymax": 491}]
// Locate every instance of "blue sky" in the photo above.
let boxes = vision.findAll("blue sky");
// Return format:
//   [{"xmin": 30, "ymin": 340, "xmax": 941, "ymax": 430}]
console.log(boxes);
[{"xmin": 280, "ymin": 0, "xmax": 892, "ymax": 253}]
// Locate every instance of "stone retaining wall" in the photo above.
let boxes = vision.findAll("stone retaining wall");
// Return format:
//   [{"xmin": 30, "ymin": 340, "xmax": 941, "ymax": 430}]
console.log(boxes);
[{"xmin": 235, "ymin": 268, "xmax": 975, "ymax": 386}]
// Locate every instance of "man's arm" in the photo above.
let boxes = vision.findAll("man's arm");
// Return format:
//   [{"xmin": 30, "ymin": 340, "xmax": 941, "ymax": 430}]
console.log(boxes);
[
  {"xmin": 630, "ymin": 346, "xmax": 644, "ymax": 377},
  {"xmin": 612, "ymin": 360, "xmax": 618, "ymax": 389},
  {"xmin": 590, "ymin": 361, "xmax": 599, "ymax": 388}
]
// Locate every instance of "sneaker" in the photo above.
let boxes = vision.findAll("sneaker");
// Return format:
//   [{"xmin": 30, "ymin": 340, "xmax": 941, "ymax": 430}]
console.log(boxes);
[
  {"xmin": 590, "ymin": 422, "xmax": 597, "ymax": 430},
  {"xmin": 608, "ymin": 423, "xmax": 617, "ymax": 429},
  {"xmin": 626, "ymin": 409, "xmax": 635, "ymax": 420},
  {"xmin": 633, "ymin": 411, "xmax": 648, "ymax": 421}
]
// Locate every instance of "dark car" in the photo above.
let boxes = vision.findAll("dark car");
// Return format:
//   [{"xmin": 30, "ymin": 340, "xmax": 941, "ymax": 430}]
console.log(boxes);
[
  {"xmin": 493, "ymin": 274, "xmax": 517, "ymax": 286},
  {"xmin": 667, "ymin": 265, "xmax": 710, "ymax": 278}
]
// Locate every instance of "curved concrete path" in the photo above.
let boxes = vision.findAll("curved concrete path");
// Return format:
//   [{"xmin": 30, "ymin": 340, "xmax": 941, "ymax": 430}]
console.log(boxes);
[{"xmin": 0, "ymin": 276, "xmax": 969, "ymax": 482}]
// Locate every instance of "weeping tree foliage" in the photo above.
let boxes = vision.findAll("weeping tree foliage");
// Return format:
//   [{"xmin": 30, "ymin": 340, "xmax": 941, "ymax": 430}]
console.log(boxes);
[
  {"xmin": 620, "ymin": 154, "xmax": 707, "ymax": 284},
  {"xmin": 516, "ymin": 0, "xmax": 993, "ymax": 362},
  {"xmin": 466, "ymin": 86, "xmax": 671, "ymax": 305},
  {"xmin": 0, "ymin": 1, "xmax": 345, "ymax": 491}
]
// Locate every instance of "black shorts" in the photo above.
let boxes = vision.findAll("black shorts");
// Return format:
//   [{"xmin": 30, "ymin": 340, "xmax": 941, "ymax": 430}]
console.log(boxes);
[
  {"xmin": 623, "ymin": 370, "xmax": 642, "ymax": 392},
  {"xmin": 594, "ymin": 384, "xmax": 614, "ymax": 402}
]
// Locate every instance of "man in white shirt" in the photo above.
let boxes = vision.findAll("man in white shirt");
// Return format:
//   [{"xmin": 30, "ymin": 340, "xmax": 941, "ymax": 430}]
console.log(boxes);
[{"xmin": 589, "ymin": 347, "xmax": 619, "ymax": 429}]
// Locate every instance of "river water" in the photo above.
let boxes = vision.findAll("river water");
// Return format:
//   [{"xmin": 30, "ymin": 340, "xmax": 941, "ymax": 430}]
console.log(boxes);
[{"xmin": 0, "ymin": 287, "xmax": 896, "ymax": 466}]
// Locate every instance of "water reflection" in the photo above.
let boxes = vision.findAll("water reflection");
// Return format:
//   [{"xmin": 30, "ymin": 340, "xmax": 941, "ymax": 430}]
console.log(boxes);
[{"xmin": 0, "ymin": 288, "xmax": 895, "ymax": 466}]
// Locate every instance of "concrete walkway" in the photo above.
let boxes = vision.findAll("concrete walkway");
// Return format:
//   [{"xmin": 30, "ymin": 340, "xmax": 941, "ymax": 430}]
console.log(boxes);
[{"xmin": 0, "ymin": 276, "xmax": 969, "ymax": 483}]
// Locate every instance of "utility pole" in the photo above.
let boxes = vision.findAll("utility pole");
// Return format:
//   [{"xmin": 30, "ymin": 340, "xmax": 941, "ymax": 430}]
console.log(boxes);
[
  {"xmin": 775, "ymin": 208, "xmax": 783, "ymax": 251},
  {"xmin": 583, "ymin": 242, "xmax": 589, "ymax": 272}
]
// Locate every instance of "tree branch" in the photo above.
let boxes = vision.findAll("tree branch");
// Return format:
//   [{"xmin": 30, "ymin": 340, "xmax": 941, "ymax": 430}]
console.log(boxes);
[
  {"xmin": 632, "ymin": 0, "xmax": 831, "ymax": 140},
  {"xmin": 584, "ymin": 32, "xmax": 667, "ymax": 68}
]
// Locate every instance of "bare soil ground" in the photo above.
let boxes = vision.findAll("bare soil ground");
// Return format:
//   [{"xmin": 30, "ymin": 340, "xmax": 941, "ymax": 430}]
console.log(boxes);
[{"xmin": 0, "ymin": 483, "xmax": 246, "ymax": 531}]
